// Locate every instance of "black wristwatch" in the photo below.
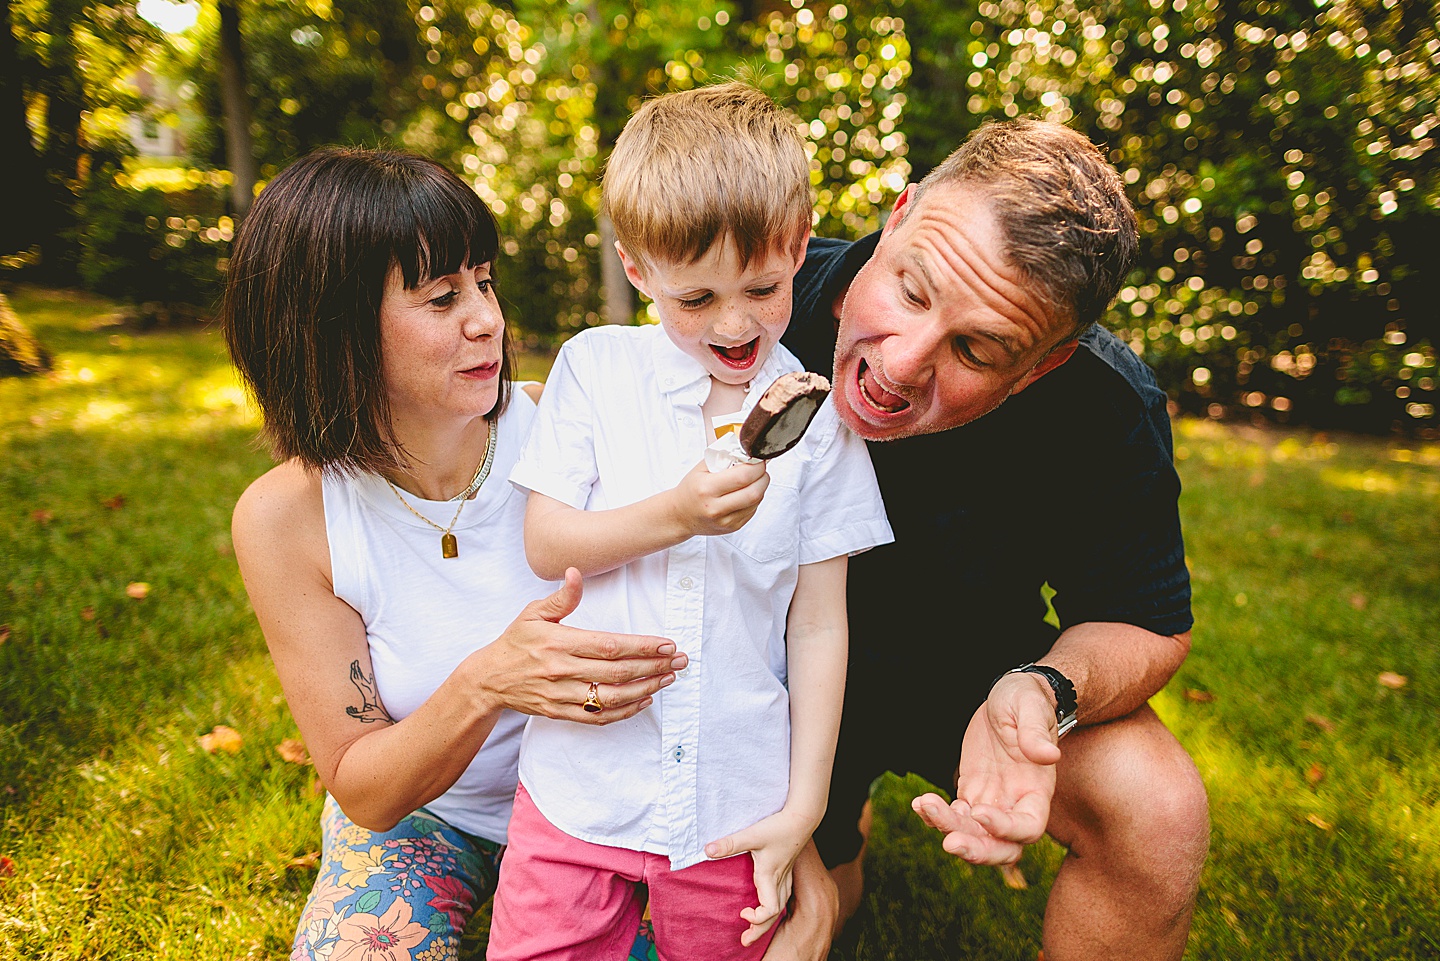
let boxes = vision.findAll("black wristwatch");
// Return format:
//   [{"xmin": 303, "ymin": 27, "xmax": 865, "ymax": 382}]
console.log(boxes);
[{"xmin": 993, "ymin": 663, "xmax": 1078, "ymax": 737}]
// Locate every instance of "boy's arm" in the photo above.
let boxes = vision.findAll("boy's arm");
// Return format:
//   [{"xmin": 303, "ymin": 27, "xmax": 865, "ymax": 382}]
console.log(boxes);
[
  {"xmin": 780, "ymin": 553, "xmax": 849, "ymax": 824},
  {"xmin": 704, "ymin": 553, "xmax": 849, "ymax": 945},
  {"xmin": 523, "ymin": 459, "xmax": 771, "ymax": 580}
]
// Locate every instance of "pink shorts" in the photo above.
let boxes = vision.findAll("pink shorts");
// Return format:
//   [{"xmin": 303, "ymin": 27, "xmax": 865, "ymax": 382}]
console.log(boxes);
[{"xmin": 487, "ymin": 785, "xmax": 778, "ymax": 961}]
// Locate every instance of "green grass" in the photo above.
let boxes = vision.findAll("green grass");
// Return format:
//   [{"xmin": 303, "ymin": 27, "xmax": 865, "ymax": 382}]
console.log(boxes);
[{"xmin": 2, "ymin": 287, "xmax": 1437, "ymax": 959}]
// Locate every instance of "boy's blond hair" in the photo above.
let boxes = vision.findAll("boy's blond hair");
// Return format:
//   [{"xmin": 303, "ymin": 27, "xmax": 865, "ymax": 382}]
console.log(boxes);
[{"xmin": 603, "ymin": 82, "xmax": 812, "ymax": 274}]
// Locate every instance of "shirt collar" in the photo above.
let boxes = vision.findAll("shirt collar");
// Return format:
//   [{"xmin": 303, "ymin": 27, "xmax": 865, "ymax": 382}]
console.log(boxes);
[{"xmin": 650, "ymin": 324, "xmax": 711, "ymax": 400}]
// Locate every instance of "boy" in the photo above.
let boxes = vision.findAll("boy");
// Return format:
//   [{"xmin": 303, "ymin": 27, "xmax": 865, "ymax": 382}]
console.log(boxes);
[{"xmin": 490, "ymin": 82, "xmax": 891, "ymax": 959}]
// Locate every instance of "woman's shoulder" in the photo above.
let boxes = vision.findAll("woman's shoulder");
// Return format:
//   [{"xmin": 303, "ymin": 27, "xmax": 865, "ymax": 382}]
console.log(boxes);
[{"xmin": 232, "ymin": 459, "xmax": 328, "ymax": 562}]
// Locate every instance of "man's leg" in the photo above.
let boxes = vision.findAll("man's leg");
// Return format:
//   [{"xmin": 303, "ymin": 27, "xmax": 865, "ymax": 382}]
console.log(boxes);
[
  {"xmin": 826, "ymin": 798, "xmax": 871, "ymax": 935},
  {"xmin": 1041, "ymin": 704, "xmax": 1210, "ymax": 961}
]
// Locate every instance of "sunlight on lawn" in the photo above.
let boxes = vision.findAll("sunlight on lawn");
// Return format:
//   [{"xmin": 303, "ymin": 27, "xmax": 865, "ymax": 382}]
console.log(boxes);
[{"xmin": 4, "ymin": 288, "xmax": 1437, "ymax": 960}]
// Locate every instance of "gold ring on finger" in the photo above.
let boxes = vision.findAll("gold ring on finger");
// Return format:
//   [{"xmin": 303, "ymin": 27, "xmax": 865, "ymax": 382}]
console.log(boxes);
[{"xmin": 583, "ymin": 681, "xmax": 604, "ymax": 714}]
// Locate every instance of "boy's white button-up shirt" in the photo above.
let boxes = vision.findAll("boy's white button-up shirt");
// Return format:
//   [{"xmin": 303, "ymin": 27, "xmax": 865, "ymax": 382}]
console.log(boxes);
[{"xmin": 509, "ymin": 323, "xmax": 893, "ymax": 869}]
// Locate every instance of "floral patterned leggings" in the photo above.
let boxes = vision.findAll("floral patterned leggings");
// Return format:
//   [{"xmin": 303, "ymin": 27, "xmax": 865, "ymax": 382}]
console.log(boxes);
[{"xmin": 290, "ymin": 795, "xmax": 658, "ymax": 961}]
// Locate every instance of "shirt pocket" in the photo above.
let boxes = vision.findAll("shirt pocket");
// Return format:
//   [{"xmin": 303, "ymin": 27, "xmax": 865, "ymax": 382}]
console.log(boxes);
[{"xmin": 725, "ymin": 481, "xmax": 800, "ymax": 564}]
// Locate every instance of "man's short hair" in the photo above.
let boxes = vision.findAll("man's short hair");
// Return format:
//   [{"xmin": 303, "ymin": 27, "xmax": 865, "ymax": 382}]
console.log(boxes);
[
  {"xmin": 222, "ymin": 147, "xmax": 511, "ymax": 476},
  {"xmin": 603, "ymin": 81, "xmax": 812, "ymax": 273},
  {"xmin": 914, "ymin": 118, "xmax": 1138, "ymax": 337}
]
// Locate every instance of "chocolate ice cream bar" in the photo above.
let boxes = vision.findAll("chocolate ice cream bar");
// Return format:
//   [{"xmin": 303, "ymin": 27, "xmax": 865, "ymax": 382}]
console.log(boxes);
[{"xmin": 740, "ymin": 371, "xmax": 831, "ymax": 460}]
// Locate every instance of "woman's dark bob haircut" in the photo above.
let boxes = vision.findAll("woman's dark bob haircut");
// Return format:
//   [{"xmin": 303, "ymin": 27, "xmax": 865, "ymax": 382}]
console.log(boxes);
[{"xmin": 223, "ymin": 147, "xmax": 512, "ymax": 476}]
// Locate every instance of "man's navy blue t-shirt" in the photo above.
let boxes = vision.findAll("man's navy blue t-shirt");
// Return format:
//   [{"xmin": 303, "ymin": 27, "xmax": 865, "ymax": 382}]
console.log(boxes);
[{"xmin": 784, "ymin": 233, "xmax": 1193, "ymax": 816}]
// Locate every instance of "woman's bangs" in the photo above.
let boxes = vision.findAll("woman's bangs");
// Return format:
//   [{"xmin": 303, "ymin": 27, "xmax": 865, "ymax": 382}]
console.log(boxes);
[{"xmin": 389, "ymin": 171, "xmax": 500, "ymax": 289}]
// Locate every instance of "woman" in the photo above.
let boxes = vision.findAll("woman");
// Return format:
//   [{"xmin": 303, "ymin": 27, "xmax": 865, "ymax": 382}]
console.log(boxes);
[{"xmin": 222, "ymin": 148, "xmax": 684, "ymax": 958}]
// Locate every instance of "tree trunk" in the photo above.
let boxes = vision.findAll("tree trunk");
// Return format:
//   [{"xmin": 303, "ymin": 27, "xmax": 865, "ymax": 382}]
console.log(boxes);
[
  {"xmin": 0, "ymin": 0, "xmax": 46, "ymax": 256},
  {"xmin": 597, "ymin": 209, "xmax": 634, "ymax": 324},
  {"xmin": 217, "ymin": 0, "xmax": 258, "ymax": 217},
  {"xmin": 34, "ymin": 0, "xmax": 84, "ymax": 281},
  {"xmin": 587, "ymin": 0, "xmax": 636, "ymax": 325},
  {"xmin": 0, "ymin": 292, "xmax": 51, "ymax": 377}
]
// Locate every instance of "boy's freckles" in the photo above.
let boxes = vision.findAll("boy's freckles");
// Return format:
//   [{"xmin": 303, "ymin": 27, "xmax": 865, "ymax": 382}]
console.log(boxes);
[{"xmin": 622, "ymin": 239, "xmax": 807, "ymax": 386}]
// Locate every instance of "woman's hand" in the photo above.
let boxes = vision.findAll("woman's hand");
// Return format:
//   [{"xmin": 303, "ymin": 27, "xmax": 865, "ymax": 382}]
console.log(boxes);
[
  {"xmin": 705, "ymin": 806, "xmax": 819, "ymax": 946},
  {"xmin": 470, "ymin": 568, "xmax": 685, "ymax": 723}
]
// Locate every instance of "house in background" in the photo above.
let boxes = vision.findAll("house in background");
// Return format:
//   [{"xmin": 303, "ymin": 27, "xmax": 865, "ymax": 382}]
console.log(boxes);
[{"xmin": 126, "ymin": 68, "xmax": 186, "ymax": 159}]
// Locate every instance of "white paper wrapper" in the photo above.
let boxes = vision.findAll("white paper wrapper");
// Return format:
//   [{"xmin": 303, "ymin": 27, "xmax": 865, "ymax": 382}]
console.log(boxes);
[{"xmin": 704, "ymin": 431, "xmax": 762, "ymax": 472}]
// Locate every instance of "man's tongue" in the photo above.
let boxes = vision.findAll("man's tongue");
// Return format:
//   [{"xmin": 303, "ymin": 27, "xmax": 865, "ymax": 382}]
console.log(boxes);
[{"xmin": 862, "ymin": 363, "xmax": 908, "ymax": 411}]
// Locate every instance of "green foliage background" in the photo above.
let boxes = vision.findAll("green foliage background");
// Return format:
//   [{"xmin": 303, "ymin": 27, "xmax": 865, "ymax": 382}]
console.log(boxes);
[{"xmin": 7, "ymin": 0, "xmax": 1438, "ymax": 431}]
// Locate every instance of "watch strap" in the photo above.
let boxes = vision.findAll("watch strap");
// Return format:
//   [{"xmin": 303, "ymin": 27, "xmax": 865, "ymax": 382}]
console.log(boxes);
[{"xmin": 994, "ymin": 663, "xmax": 1078, "ymax": 737}]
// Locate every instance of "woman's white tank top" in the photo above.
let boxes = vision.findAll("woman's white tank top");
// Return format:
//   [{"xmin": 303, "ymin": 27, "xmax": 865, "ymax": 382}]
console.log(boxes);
[{"xmin": 321, "ymin": 385, "xmax": 551, "ymax": 842}]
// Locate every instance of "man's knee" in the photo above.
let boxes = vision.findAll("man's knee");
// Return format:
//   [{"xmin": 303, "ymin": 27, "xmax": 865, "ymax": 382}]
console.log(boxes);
[{"xmin": 1050, "ymin": 707, "xmax": 1209, "ymax": 896}]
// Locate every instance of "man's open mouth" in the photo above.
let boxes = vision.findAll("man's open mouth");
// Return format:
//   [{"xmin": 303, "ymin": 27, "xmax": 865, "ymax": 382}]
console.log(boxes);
[
  {"xmin": 857, "ymin": 358, "xmax": 911, "ymax": 414},
  {"xmin": 710, "ymin": 337, "xmax": 760, "ymax": 370}
]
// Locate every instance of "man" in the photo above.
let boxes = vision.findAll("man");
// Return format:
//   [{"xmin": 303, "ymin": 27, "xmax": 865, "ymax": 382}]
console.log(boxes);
[{"xmin": 773, "ymin": 118, "xmax": 1209, "ymax": 960}]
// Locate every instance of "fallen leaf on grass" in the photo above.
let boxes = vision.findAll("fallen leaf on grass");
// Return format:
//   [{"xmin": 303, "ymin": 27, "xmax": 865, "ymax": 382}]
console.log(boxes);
[
  {"xmin": 216, "ymin": 541, "xmax": 235, "ymax": 558},
  {"xmin": 1378, "ymin": 672, "xmax": 1408, "ymax": 690},
  {"xmin": 80, "ymin": 606, "xmax": 95, "ymax": 621},
  {"xmin": 0, "ymin": 625, "xmax": 9, "ymax": 646},
  {"xmin": 1348, "ymin": 593, "xmax": 1368, "ymax": 610},
  {"xmin": 998, "ymin": 862, "xmax": 1028, "ymax": 889},
  {"xmin": 1184, "ymin": 689, "xmax": 1216, "ymax": 703},
  {"xmin": 285, "ymin": 851, "xmax": 321, "ymax": 870},
  {"xmin": 101, "ymin": 494, "xmax": 126, "ymax": 510},
  {"xmin": 198, "ymin": 725, "xmax": 243, "ymax": 754},
  {"xmin": 1305, "ymin": 763, "xmax": 1325, "ymax": 787},
  {"xmin": 125, "ymin": 582, "xmax": 150, "ymax": 600},
  {"xmin": 276, "ymin": 739, "xmax": 312, "ymax": 766},
  {"xmin": 31, "ymin": 510, "xmax": 53, "ymax": 525},
  {"xmin": 304, "ymin": 777, "xmax": 326, "ymax": 800},
  {"xmin": 0, "ymin": 856, "xmax": 13, "ymax": 879},
  {"xmin": 1305, "ymin": 714, "xmax": 1336, "ymax": 733},
  {"xmin": 1306, "ymin": 814, "xmax": 1333, "ymax": 831}
]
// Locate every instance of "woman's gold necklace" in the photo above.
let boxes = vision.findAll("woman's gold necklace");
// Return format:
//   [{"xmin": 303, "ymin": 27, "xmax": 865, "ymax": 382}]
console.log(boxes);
[{"xmin": 384, "ymin": 421, "xmax": 498, "ymax": 559}]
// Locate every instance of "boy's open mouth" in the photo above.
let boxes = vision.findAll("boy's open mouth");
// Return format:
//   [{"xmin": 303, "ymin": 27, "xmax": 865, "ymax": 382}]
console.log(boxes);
[
  {"xmin": 857, "ymin": 358, "xmax": 911, "ymax": 414},
  {"xmin": 710, "ymin": 337, "xmax": 761, "ymax": 370}
]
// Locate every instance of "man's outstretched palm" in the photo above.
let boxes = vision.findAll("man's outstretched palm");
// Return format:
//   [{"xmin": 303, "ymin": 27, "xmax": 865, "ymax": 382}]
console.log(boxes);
[{"xmin": 912, "ymin": 673, "xmax": 1063, "ymax": 864}]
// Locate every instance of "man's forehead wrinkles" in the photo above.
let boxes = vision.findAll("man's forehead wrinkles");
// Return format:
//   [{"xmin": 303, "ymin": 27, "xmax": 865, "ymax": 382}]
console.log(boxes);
[
  {"xmin": 915, "ymin": 224, "xmax": 1042, "ymax": 344},
  {"xmin": 908, "ymin": 218, "xmax": 1048, "ymax": 350}
]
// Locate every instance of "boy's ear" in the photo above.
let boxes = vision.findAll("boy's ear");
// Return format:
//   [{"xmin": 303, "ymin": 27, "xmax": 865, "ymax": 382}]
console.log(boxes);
[
  {"xmin": 791, "ymin": 227, "xmax": 812, "ymax": 274},
  {"xmin": 615, "ymin": 243, "xmax": 652, "ymax": 298}
]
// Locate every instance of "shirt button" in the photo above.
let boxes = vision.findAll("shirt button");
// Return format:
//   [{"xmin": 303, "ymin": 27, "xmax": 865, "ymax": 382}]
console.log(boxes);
[
  {"xmin": 678, "ymin": 576, "xmax": 694, "ymax": 590},
  {"xmin": 673, "ymin": 745, "xmax": 685, "ymax": 762}
]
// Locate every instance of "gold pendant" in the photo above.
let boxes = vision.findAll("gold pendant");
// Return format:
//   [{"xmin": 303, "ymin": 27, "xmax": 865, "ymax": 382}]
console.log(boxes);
[{"xmin": 441, "ymin": 532, "xmax": 458, "ymax": 558}]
